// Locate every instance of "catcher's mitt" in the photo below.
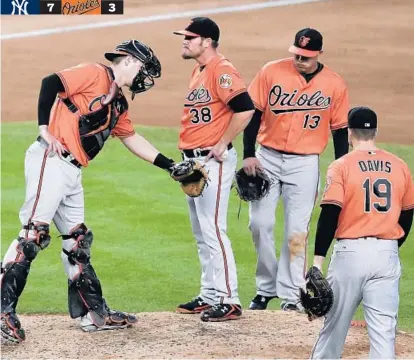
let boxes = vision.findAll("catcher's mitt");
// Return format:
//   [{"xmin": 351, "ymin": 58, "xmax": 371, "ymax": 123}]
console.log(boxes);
[
  {"xmin": 234, "ymin": 168, "xmax": 271, "ymax": 202},
  {"xmin": 170, "ymin": 159, "xmax": 209, "ymax": 197},
  {"xmin": 300, "ymin": 266, "xmax": 334, "ymax": 320}
]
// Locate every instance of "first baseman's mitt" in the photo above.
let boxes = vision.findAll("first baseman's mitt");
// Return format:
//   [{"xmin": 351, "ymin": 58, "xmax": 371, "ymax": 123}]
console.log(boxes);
[
  {"xmin": 234, "ymin": 168, "xmax": 271, "ymax": 202},
  {"xmin": 170, "ymin": 160, "xmax": 209, "ymax": 197},
  {"xmin": 300, "ymin": 266, "xmax": 334, "ymax": 320}
]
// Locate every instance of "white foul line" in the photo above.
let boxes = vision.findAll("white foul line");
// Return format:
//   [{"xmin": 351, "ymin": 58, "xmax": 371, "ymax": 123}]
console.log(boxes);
[{"xmin": 1, "ymin": 0, "xmax": 323, "ymax": 40}]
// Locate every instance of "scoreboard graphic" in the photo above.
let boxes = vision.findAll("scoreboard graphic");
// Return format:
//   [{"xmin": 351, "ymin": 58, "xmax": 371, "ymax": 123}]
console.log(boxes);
[{"xmin": 1, "ymin": 0, "xmax": 123, "ymax": 14}]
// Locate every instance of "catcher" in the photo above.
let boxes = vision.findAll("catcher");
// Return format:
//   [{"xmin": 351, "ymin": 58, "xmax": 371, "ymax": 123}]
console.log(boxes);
[{"xmin": 1, "ymin": 39, "xmax": 181, "ymax": 344}]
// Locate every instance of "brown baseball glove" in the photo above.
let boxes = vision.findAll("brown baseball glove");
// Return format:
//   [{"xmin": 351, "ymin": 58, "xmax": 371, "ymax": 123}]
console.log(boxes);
[{"xmin": 170, "ymin": 159, "xmax": 209, "ymax": 197}]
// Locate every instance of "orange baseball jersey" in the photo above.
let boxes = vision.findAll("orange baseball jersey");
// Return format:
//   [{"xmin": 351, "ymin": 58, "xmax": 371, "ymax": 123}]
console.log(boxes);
[
  {"xmin": 248, "ymin": 58, "xmax": 349, "ymax": 154},
  {"xmin": 322, "ymin": 149, "xmax": 414, "ymax": 240},
  {"xmin": 49, "ymin": 62, "xmax": 135, "ymax": 167},
  {"xmin": 179, "ymin": 54, "xmax": 247, "ymax": 150}
]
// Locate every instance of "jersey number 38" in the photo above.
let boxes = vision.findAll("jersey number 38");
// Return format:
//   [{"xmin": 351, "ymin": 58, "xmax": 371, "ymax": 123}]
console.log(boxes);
[{"xmin": 190, "ymin": 107, "xmax": 212, "ymax": 124}]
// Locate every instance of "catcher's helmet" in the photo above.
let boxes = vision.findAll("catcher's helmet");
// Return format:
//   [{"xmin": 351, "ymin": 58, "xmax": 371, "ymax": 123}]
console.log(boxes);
[{"xmin": 105, "ymin": 40, "xmax": 161, "ymax": 99}]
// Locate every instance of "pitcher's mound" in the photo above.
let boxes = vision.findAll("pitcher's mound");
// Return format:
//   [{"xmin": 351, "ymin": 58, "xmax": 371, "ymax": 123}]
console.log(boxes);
[{"xmin": 2, "ymin": 311, "xmax": 414, "ymax": 359}]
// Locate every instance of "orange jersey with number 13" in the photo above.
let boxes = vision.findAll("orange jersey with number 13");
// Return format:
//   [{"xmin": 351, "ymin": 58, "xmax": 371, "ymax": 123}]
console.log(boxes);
[
  {"xmin": 248, "ymin": 58, "xmax": 349, "ymax": 155},
  {"xmin": 179, "ymin": 54, "xmax": 247, "ymax": 150}
]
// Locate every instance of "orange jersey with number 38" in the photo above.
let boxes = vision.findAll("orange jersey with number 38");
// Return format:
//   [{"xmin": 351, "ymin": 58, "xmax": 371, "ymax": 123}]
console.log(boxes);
[
  {"xmin": 179, "ymin": 54, "xmax": 248, "ymax": 150},
  {"xmin": 322, "ymin": 149, "xmax": 414, "ymax": 240},
  {"xmin": 248, "ymin": 58, "xmax": 349, "ymax": 155}
]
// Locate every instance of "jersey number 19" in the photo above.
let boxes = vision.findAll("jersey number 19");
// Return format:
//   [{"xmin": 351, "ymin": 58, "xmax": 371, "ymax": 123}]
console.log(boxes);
[{"xmin": 363, "ymin": 178, "xmax": 392, "ymax": 213}]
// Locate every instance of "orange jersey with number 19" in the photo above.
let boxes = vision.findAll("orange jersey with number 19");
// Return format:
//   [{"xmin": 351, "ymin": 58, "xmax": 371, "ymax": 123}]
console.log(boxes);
[
  {"xmin": 179, "ymin": 54, "xmax": 247, "ymax": 150},
  {"xmin": 248, "ymin": 58, "xmax": 349, "ymax": 155},
  {"xmin": 322, "ymin": 149, "xmax": 414, "ymax": 240}
]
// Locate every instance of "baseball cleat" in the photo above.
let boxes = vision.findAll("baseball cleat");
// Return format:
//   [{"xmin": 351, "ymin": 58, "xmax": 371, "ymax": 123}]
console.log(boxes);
[
  {"xmin": 280, "ymin": 300, "xmax": 305, "ymax": 313},
  {"xmin": 1, "ymin": 313, "xmax": 26, "ymax": 344},
  {"xmin": 80, "ymin": 310, "xmax": 137, "ymax": 332},
  {"xmin": 176, "ymin": 296, "xmax": 212, "ymax": 314},
  {"xmin": 249, "ymin": 294, "xmax": 278, "ymax": 310},
  {"xmin": 200, "ymin": 304, "xmax": 242, "ymax": 322}
]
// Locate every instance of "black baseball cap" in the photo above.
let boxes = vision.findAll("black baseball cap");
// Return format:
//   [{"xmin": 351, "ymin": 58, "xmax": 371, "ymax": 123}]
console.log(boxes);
[
  {"xmin": 173, "ymin": 17, "xmax": 220, "ymax": 42},
  {"xmin": 348, "ymin": 107, "xmax": 378, "ymax": 129},
  {"xmin": 288, "ymin": 28, "xmax": 323, "ymax": 57}
]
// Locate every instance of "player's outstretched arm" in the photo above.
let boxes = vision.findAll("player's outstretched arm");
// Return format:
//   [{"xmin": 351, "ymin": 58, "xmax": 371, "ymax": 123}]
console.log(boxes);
[{"xmin": 120, "ymin": 133, "xmax": 174, "ymax": 172}]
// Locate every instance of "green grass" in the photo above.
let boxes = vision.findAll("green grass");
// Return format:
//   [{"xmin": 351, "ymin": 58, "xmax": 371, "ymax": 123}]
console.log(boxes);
[{"xmin": 1, "ymin": 122, "xmax": 413, "ymax": 330}]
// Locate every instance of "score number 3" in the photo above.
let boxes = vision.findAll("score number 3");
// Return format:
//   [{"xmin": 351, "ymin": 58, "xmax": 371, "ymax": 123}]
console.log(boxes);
[{"xmin": 102, "ymin": 0, "xmax": 123, "ymax": 14}]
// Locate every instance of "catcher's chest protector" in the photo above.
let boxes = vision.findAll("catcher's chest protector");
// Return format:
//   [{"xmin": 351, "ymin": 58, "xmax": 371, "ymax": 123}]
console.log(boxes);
[{"xmin": 62, "ymin": 92, "xmax": 128, "ymax": 161}]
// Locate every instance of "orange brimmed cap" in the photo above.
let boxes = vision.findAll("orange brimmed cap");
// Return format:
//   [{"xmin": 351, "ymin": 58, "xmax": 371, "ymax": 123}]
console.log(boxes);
[{"xmin": 288, "ymin": 28, "xmax": 323, "ymax": 57}]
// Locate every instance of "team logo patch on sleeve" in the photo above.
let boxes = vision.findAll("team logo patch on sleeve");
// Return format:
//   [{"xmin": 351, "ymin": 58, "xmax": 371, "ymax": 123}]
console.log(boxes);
[{"xmin": 219, "ymin": 74, "xmax": 232, "ymax": 89}]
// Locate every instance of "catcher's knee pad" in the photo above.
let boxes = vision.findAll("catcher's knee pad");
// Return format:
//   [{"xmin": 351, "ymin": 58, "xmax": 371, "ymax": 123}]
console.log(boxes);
[
  {"xmin": 1, "ymin": 224, "xmax": 51, "ymax": 314},
  {"xmin": 61, "ymin": 224, "xmax": 93, "ymax": 267},
  {"xmin": 61, "ymin": 223, "xmax": 94, "ymax": 279},
  {"xmin": 20, "ymin": 222, "xmax": 51, "ymax": 261}
]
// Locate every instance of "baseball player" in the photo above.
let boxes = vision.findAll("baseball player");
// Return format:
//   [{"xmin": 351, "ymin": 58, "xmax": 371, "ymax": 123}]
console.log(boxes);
[
  {"xmin": 244, "ymin": 28, "xmax": 350, "ymax": 311},
  {"xmin": 173, "ymin": 17, "xmax": 255, "ymax": 321},
  {"xmin": 310, "ymin": 107, "xmax": 414, "ymax": 359},
  {"xmin": 0, "ymin": 40, "xmax": 177, "ymax": 344}
]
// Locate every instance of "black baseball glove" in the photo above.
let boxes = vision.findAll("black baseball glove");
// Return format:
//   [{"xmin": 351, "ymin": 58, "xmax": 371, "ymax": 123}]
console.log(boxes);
[
  {"xmin": 234, "ymin": 168, "xmax": 271, "ymax": 202},
  {"xmin": 300, "ymin": 266, "xmax": 334, "ymax": 321}
]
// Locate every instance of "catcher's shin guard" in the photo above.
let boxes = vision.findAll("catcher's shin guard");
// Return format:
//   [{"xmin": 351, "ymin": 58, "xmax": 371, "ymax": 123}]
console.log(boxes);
[
  {"xmin": 1, "ymin": 224, "xmax": 51, "ymax": 314},
  {"xmin": 61, "ymin": 224, "xmax": 108, "ymax": 327}
]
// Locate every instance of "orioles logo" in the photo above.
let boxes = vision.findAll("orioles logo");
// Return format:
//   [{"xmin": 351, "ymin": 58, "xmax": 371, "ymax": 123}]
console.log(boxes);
[
  {"xmin": 185, "ymin": 84, "xmax": 212, "ymax": 106},
  {"xmin": 89, "ymin": 95, "xmax": 106, "ymax": 111},
  {"xmin": 299, "ymin": 36, "xmax": 311, "ymax": 48},
  {"xmin": 219, "ymin": 74, "xmax": 232, "ymax": 89}
]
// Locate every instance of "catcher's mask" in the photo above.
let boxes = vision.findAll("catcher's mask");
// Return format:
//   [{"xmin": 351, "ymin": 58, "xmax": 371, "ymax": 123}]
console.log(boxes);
[{"xmin": 105, "ymin": 40, "xmax": 161, "ymax": 100}]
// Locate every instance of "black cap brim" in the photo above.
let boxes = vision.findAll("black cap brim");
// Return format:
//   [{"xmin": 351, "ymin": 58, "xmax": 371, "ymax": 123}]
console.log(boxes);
[{"xmin": 104, "ymin": 51, "xmax": 128, "ymax": 61}]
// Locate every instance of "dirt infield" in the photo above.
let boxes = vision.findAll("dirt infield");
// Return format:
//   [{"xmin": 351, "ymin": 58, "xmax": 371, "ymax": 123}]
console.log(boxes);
[{"xmin": 2, "ymin": 311, "xmax": 414, "ymax": 359}]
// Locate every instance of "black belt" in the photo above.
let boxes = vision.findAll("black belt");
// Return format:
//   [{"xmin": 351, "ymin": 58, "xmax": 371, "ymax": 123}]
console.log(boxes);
[
  {"xmin": 263, "ymin": 146, "xmax": 305, "ymax": 156},
  {"xmin": 37, "ymin": 136, "xmax": 82, "ymax": 168},
  {"xmin": 182, "ymin": 143, "xmax": 233, "ymax": 158}
]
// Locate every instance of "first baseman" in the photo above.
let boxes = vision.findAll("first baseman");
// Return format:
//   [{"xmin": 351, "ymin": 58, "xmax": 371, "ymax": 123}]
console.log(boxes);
[
  {"xmin": 173, "ymin": 17, "xmax": 255, "ymax": 321},
  {"xmin": 243, "ymin": 28, "xmax": 350, "ymax": 311},
  {"xmin": 1, "ymin": 40, "xmax": 177, "ymax": 343},
  {"xmin": 311, "ymin": 107, "xmax": 414, "ymax": 359}
]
